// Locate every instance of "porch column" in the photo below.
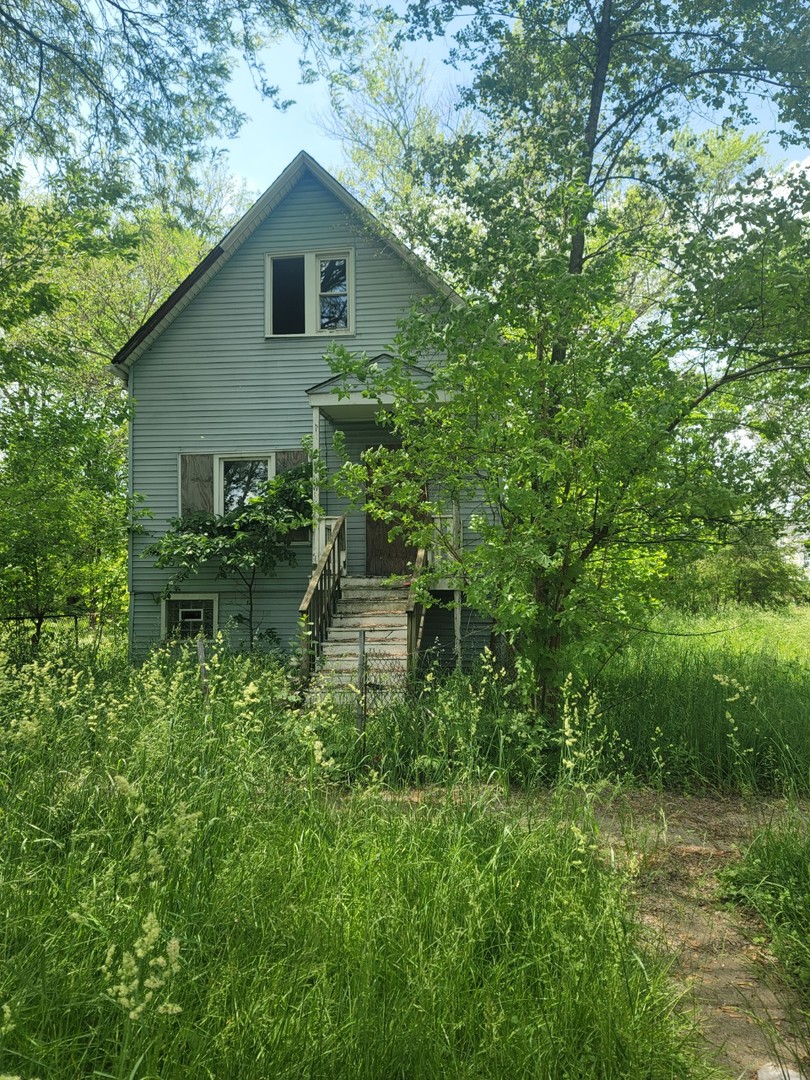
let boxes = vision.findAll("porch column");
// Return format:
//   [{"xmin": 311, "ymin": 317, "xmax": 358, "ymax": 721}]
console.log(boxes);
[{"xmin": 311, "ymin": 405, "xmax": 321, "ymax": 568}]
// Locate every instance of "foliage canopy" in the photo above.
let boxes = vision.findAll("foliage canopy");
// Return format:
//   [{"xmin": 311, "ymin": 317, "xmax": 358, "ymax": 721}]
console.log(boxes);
[
  {"xmin": 1, "ymin": 0, "xmax": 363, "ymax": 180},
  {"xmin": 333, "ymin": 0, "xmax": 810, "ymax": 714}
]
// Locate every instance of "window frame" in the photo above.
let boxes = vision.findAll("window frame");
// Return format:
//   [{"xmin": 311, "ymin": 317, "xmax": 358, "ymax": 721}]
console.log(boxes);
[
  {"xmin": 216, "ymin": 454, "xmax": 273, "ymax": 515},
  {"xmin": 177, "ymin": 451, "xmax": 311, "ymax": 543},
  {"xmin": 161, "ymin": 593, "xmax": 219, "ymax": 640},
  {"xmin": 265, "ymin": 249, "xmax": 354, "ymax": 338}
]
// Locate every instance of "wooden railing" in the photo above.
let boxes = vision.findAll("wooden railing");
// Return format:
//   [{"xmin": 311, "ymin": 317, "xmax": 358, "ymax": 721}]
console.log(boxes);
[
  {"xmin": 406, "ymin": 548, "xmax": 428, "ymax": 676},
  {"xmin": 299, "ymin": 516, "xmax": 346, "ymax": 682}
]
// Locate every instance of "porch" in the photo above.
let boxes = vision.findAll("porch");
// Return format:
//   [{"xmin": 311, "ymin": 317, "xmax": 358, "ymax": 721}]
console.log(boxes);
[{"xmin": 299, "ymin": 368, "xmax": 463, "ymax": 686}]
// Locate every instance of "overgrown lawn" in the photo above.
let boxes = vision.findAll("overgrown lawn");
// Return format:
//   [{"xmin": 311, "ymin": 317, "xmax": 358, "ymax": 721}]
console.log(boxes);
[{"xmin": 0, "ymin": 645, "xmax": 712, "ymax": 1079}]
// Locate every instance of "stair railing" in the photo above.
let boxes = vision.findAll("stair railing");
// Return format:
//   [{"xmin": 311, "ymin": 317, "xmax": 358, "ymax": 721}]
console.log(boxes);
[
  {"xmin": 299, "ymin": 515, "xmax": 346, "ymax": 682},
  {"xmin": 406, "ymin": 548, "xmax": 428, "ymax": 676}
]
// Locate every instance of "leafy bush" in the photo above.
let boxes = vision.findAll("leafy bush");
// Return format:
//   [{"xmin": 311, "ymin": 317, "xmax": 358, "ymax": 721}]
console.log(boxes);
[{"xmin": 664, "ymin": 531, "xmax": 809, "ymax": 613}]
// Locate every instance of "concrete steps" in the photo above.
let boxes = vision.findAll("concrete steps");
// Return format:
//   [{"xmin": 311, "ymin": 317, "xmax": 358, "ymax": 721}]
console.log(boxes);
[{"xmin": 310, "ymin": 576, "xmax": 410, "ymax": 698}]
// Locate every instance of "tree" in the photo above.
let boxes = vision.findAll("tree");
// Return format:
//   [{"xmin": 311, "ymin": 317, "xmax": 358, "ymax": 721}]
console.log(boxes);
[
  {"xmin": 664, "ymin": 528, "xmax": 809, "ymax": 612},
  {"xmin": 46, "ymin": 210, "xmax": 213, "ymax": 364},
  {"xmin": 146, "ymin": 464, "xmax": 317, "ymax": 649},
  {"xmin": 0, "ymin": 371, "xmax": 129, "ymax": 651},
  {"xmin": 332, "ymin": 0, "xmax": 810, "ymax": 716},
  {"xmin": 319, "ymin": 25, "xmax": 472, "ymax": 247},
  {"xmin": 0, "ymin": 0, "xmax": 363, "ymax": 183},
  {"xmin": 0, "ymin": 170, "xmax": 235, "ymax": 651},
  {"xmin": 0, "ymin": 152, "xmax": 129, "ymax": 381}
]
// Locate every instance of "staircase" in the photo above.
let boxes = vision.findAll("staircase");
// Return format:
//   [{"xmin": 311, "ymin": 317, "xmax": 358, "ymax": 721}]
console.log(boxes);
[{"xmin": 311, "ymin": 577, "xmax": 410, "ymax": 695}]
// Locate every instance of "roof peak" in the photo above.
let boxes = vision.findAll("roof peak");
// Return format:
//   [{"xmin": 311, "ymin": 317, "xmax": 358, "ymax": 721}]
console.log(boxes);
[{"xmin": 112, "ymin": 152, "xmax": 458, "ymax": 370}]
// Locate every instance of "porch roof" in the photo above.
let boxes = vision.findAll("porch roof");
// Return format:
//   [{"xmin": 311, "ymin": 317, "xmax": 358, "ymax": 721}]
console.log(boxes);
[{"xmin": 306, "ymin": 356, "xmax": 435, "ymax": 422}]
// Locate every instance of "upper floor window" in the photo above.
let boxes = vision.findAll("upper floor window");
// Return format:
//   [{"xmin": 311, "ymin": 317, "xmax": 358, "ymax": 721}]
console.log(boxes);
[{"xmin": 266, "ymin": 250, "xmax": 353, "ymax": 337}]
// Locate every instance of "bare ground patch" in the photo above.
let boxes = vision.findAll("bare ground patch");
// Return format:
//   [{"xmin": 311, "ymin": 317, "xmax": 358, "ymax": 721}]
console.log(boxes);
[{"xmin": 594, "ymin": 790, "xmax": 810, "ymax": 1079}]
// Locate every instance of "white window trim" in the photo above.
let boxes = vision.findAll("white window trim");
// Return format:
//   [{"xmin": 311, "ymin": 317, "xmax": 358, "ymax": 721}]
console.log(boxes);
[
  {"xmin": 215, "ymin": 453, "xmax": 275, "ymax": 515},
  {"xmin": 161, "ymin": 593, "xmax": 219, "ymax": 639},
  {"xmin": 265, "ymin": 249, "xmax": 354, "ymax": 338},
  {"xmin": 176, "ymin": 452, "xmax": 311, "ymax": 543}
]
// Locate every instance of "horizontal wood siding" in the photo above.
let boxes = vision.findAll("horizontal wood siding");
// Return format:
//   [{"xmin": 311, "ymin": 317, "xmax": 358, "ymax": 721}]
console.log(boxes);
[
  {"xmin": 131, "ymin": 570, "xmax": 309, "ymax": 658},
  {"xmin": 131, "ymin": 172, "xmax": 434, "ymax": 653},
  {"xmin": 420, "ymin": 594, "xmax": 493, "ymax": 672}
]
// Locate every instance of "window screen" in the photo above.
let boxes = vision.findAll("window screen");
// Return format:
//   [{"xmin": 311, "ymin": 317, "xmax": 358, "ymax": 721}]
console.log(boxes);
[{"xmin": 272, "ymin": 256, "xmax": 305, "ymax": 335}]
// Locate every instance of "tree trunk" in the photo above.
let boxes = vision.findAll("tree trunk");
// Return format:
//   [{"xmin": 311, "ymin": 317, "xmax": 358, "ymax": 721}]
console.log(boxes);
[
  {"xmin": 534, "ymin": 1, "xmax": 614, "ymax": 713},
  {"xmin": 526, "ymin": 572, "xmax": 567, "ymax": 721},
  {"xmin": 247, "ymin": 586, "xmax": 255, "ymax": 650}
]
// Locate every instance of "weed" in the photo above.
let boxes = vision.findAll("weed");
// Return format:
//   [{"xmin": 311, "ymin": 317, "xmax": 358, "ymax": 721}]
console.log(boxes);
[{"xmin": 0, "ymin": 642, "xmax": 716, "ymax": 1078}]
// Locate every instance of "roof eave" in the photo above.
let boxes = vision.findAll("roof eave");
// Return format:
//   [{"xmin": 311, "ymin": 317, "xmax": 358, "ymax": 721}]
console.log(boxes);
[{"xmin": 112, "ymin": 150, "xmax": 461, "ymax": 370}]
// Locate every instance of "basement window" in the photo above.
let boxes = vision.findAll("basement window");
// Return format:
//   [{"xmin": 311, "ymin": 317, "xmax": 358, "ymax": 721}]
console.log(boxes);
[
  {"xmin": 164, "ymin": 596, "xmax": 217, "ymax": 639},
  {"xmin": 266, "ymin": 251, "xmax": 353, "ymax": 337}
]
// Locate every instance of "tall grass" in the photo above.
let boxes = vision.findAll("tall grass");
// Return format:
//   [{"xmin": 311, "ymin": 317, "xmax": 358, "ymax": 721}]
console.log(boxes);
[
  {"xmin": 593, "ymin": 608, "xmax": 810, "ymax": 793},
  {"xmin": 721, "ymin": 818, "xmax": 810, "ymax": 1004},
  {"xmin": 0, "ymin": 644, "xmax": 713, "ymax": 1079},
  {"xmin": 354, "ymin": 608, "xmax": 810, "ymax": 794}
]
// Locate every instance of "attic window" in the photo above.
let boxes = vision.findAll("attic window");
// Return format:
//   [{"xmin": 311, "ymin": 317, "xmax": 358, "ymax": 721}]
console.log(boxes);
[
  {"xmin": 318, "ymin": 258, "xmax": 347, "ymax": 329},
  {"xmin": 266, "ymin": 251, "xmax": 353, "ymax": 337}
]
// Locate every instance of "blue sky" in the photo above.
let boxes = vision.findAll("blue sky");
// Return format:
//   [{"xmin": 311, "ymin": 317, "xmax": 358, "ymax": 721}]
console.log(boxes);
[
  {"xmin": 222, "ymin": 46, "xmax": 343, "ymax": 188},
  {"xmin": 219, "ymin": 34, "xmax": 459, "ymax": 190},
  {"xmin": 220, "ymin": 34, "xmax": 808, "ymax": 194}
]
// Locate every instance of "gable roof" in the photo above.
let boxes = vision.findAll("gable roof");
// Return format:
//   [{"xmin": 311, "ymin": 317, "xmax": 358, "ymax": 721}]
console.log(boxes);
[
  {"xmin": 112, "ymin": 151, "xmax": 459, "ymax": 371},
  {"xmin": 305, "ymin": 354, "xmax": 434, "ymax": 396}
]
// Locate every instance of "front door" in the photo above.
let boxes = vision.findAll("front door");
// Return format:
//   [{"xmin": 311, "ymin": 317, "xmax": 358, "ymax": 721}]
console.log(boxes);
[
  {"xmin": 364, "ymin": 445, "xmax": 419, "ymax": 576},
  {"xmin": 366, "ymin": 510, "xmax": 418, "ymax": 576}
]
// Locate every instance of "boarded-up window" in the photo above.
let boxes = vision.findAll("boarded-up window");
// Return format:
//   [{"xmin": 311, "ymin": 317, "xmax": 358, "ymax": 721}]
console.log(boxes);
[
  {"xmin": 276, "ymin": 450, "xmax": 308, "ymax": 474},
  {"xmin": 180, "ymin": 455, "xmax": 214, "ymax": 515},
  {"xmin": 165, "ymin": 598, "xmax": 215, "ymax": 638},
  {"xmin": 179, "ymin": 452, "xmax": 309, "ymax": 534},
  {"xmin": 277, "ymin": 449, "xmax": 311, "ymax": 543}
]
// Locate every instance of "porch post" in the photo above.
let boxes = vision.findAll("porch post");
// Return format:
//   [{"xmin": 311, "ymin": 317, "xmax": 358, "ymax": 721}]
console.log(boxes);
[
  {"xmin": 311, "ymin": 405, "xmax": 321, "ymax": 568},
  {"xmin": 453, "ymin": 499, "xmax": 462, "ymax": 670}
]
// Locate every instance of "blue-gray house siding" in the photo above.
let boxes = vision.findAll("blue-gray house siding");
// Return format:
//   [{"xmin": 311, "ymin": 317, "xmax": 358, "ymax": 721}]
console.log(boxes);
[{"xmin": 117, "ymin": 152, "xmax": 488, "ymax": 661}]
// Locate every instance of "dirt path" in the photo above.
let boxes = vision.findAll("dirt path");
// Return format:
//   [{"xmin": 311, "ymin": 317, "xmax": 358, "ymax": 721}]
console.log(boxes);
[{"xmin": 594, "ymin": 790, "xmax": 810, "ymax": 1080}]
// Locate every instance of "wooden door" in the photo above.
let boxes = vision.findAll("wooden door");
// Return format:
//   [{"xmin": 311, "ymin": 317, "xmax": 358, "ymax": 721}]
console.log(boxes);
[
  {"xmin": 364, "ymin": 446, "xmax": 419, "ymax": 576},
  {"xmin": 366, "ymin": 510, "xmax": 418, "ymax": 576}
]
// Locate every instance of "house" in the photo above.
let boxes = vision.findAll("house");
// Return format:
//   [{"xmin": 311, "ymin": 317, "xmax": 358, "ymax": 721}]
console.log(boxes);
[{"xmin": 113, "ymin": 151, "xmax": 490, "ymax": 675}]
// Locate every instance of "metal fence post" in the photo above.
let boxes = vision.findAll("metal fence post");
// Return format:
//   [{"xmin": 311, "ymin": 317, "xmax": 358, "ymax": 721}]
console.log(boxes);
[{"xmin": 356, "ymin": 629, "xmax": 367, "ymax": 741}]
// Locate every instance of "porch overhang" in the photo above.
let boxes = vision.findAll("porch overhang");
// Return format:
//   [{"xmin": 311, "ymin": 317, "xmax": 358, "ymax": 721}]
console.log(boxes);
[
  {"xmin": 306, "ymin": 355, "xmax": 441, "ymax": 422},
  {"xmin": 306, "ymin": 390, "xmax": 396, "ymax": 423}
]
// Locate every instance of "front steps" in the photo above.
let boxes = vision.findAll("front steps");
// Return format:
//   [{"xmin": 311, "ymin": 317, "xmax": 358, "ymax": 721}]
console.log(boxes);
[{"xmin": 311, "ymin": 577, "xmax": 410, "ymax": 696}]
